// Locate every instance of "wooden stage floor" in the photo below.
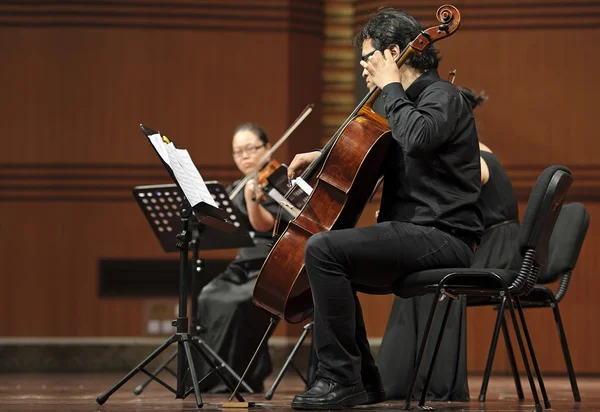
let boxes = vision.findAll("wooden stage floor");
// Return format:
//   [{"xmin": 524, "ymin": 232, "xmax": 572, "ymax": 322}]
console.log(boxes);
[{"xmin": 0, "ymin": 373, "xmax": 595, "ymax": 411}]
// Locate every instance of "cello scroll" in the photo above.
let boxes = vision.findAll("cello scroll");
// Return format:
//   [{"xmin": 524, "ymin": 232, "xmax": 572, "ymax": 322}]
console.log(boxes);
[{"xmin": 409, "ymin": 4, "xmax": 460, "ymax": 53}]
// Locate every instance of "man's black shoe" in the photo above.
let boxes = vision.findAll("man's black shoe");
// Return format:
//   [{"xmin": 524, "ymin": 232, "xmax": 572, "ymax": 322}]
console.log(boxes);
[{"xmin": 291, "ymin": 377, "xmax": 368, "ymax": 410}]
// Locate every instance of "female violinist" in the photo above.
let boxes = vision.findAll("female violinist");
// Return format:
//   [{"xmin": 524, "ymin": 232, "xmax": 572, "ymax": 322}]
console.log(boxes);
[{"xmin": 194, "ymin": 123, "xmax": 288, "ymax": 393}]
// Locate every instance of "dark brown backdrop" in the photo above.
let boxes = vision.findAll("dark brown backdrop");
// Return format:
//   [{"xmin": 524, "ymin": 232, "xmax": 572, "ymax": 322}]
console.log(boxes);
[
  {"xmin": 1, "ymin": 0, "xmax": 599, "ymax": 375},
  {"xmin": 0, "ymin": 0, "xmax": 324, "ymax": 339}
]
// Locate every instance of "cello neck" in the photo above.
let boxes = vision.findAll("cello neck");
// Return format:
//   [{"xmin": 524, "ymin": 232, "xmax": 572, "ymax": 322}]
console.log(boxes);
[{"xmin": 299, "ymin": 47, "xmax": 414, "ymax": 182}]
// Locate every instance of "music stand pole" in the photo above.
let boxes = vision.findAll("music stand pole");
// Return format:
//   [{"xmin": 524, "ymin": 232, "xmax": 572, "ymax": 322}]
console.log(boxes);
[
  {"xmin": 174, "ymin": 204, "xmax": 196, "ymax": 398},
  {"xmin": 132, "ymin": 228, "xmax": 216, "ymax": 397},
  {"xmin": 190, "ymin": 227, "xmax": 202, "ymax": 337},
  {"xmin": 189, "ymin": 228, "xmax": 255, "ymax": 393}
]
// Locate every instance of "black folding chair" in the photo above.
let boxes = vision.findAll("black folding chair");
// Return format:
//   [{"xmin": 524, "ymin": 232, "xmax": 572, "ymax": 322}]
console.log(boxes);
[
  {"xmin": 477, "ymin": 202, "xmax": 589, "ymax": 403},
  {"xmin": 389, "ymin": 165, "xmax": 573, "ymax": 412}
]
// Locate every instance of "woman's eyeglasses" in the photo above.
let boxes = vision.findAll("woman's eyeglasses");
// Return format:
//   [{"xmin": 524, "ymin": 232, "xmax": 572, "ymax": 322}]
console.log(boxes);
[{"xmin": 232, "ymin": 144, "xmax": 266, "ymax": 158}]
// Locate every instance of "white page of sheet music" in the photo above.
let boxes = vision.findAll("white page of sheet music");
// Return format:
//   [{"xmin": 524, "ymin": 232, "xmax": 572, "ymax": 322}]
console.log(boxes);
[
  {"xmin": 165, "ymin": 143, "xmax": 203, "ymax": 207},
  {"xmin": 147, "ymin": 133, "xmax": 171, "ymax": 167},
  {"xmin": 175, "ymin": 149, "xmax": 218, "ymax": 208}
]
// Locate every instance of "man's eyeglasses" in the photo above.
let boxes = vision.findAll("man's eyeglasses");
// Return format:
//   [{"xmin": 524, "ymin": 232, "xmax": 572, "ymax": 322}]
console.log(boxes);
[
  {"xmin": 360, "ymin": 49, "xmax": 380, "ymax": 62},
  {"xmin": 360, "ymin": 46, "xmax": 396, "ymax": 62},
  {"xmin": 232, "ymin": 144, "xmax": 266, "ymax": 158}
]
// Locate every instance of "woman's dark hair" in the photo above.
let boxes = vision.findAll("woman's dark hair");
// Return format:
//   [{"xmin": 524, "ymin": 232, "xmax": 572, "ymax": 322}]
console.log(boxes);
[
  {"xmin": 353, "ymin": 7, "xmax": 440, "ymax": 71},
  {"xmin": 233, "ymin": 123, "xmax": 269, "ymax": 144},
  {"xmin": 458, "ymin": 87, "xmax": 488, "ymax": 110}
]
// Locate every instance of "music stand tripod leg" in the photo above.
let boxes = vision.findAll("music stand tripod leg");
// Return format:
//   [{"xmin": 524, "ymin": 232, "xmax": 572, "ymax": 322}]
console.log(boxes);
[
  {"xmin": 189, "ymin": 338, "xmax": 246, "ymax": 402},
  {"xmin": 134, "ymin": 349, "xmax": 178, "ymax": 395},
  {"xmin": 96, "ymin": 335, "xmax": 178, "ymax": 405},
  {"xmin": 183, "ymin": 336, "xmax": 203, "ymax": 407},
  {"xmin": 193, "ymin": 335, "xmax": 255, "ymax": 393}
]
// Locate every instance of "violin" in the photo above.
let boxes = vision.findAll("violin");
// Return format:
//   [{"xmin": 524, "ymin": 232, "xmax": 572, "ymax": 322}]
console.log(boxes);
[
  {"xmin": 251, "ymin": 159, "xmax": 282, "ymax": 202},
  {"xmin": 253, "ymin": 5, "xmax": 462, "ymax": 324},
  {"xmin": 228, "ymin": 104, "xmax": 314, "ymax": 202}
]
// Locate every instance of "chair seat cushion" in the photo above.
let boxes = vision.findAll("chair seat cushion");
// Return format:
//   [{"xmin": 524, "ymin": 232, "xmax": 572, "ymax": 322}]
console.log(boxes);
[{"xmin": 392, "ymin": 267, "xmax": 519, "ymax": 298}]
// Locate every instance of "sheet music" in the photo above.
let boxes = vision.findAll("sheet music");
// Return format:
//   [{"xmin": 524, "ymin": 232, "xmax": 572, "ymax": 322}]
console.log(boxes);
[
  {"xmin": 163, "ymin": 143, "xmax": 218, "ymax": 208},
  {"xmin": 165, "ymin": 143, "xmax": 201, "ymax": 205},
  {"xmin": 147, "ymin": 133, "xmax": 171, "ymax": 167},
  {"xmin": 146, "ymin": 130, "xmax": 218, "ymax": 209},
  {"xmin": 175, "ymin": 148, "xmax": 218, "ymax": 208}
]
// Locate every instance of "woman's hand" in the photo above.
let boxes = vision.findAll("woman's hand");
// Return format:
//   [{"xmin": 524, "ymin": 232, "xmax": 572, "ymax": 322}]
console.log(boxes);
[
  {"xmin": 244, "ymin": 178, "xmax": 275, "ymax": 232},
  {"xmin": 244, "ymin": 179, "xmax": 264, "ymax": 203}
]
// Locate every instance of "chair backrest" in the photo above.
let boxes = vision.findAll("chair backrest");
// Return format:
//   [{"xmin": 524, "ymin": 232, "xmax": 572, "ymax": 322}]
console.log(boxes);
[
  {"xmin": 511, "ymin": 165, "xmax": 573, "ymax": 294},
  {"xmin": 538, "ymin": 202, "xmax": 590, "ymax": 284}
]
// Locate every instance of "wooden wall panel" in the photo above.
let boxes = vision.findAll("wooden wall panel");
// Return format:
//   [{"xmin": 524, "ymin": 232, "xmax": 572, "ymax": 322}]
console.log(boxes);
[
  {"xmin": 351, "ymin": 0, "xmax": 600, "ymax": 373},
  {"xmin": 321, "ymin": 0, "xmax": 356, "ymax": 144},
  {"xmin": 2, "ymin": 0, "xmax": 599, "ymax": 376},
  {"xmin": 0, "ymin": 0, "xmax": 324, "ymax": 337}
]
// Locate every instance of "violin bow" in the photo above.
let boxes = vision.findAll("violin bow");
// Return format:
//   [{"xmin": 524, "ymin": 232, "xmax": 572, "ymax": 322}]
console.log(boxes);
[{"xmin": 448, "ymin": 69, "xmax": 457, "ymax": 84}]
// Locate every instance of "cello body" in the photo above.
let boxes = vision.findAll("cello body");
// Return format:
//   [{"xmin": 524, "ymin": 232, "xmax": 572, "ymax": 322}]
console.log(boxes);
[{"xmin": 253, "ymin": 107, "xmax": 392, "ymax": 323}]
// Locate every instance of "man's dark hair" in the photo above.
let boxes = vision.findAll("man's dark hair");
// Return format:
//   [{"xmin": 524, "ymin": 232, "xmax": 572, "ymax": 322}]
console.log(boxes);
[
  {"xmin": 458, "ymin": 87, "xmax": 488, "ymax": 110},
  {"xmin": 353, "ymin": 7, "xmax": 440, "ymax": 71},
  {"xmin": 234, "ymin": 123, "xmax": 269, "ymax": 144}
]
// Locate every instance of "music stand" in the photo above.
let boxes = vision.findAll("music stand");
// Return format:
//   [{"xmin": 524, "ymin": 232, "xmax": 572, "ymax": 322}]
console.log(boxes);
[
  {"xmin": 96, "ymin": 125, "xmax": 249, "ymax": 408},
  {"xmin": 132, "ymin": 182, "xmax": 254, "ymax": 253},
  {"xmin": 130, "ymin": 183, "xmax": 255, "ymax": 396}
]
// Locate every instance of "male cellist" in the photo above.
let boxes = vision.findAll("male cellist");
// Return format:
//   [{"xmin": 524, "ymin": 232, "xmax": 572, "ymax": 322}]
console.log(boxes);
[{"xmin": 285, "ymin": 8, "xmax": 484, "ymax": 410}]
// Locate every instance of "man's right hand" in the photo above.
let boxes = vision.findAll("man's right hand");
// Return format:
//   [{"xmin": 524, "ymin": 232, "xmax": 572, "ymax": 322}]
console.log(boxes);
[{"xmin": 287, "ymin": 150, "xmax": 321, "ymax": 179}]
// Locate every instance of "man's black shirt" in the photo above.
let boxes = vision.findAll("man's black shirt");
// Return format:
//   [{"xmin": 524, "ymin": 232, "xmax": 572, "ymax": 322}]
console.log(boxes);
[{"xmin": 378, "ymin": 69, "xmax": 484, "ymax": 245}]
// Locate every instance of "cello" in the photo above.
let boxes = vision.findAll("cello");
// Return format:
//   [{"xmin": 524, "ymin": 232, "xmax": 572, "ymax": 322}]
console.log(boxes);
[{"xmin": 254, "ymin": 5, "xmax": 462, "ymax": 324}]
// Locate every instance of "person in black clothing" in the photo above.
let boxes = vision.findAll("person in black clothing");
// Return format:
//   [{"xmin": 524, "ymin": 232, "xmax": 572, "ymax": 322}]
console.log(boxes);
[
  {"xmin": 195, "ymin": 123, "xmax": 287, "ymax": 393},
  {"xmin": 375, "ymin": 87, "xmax": 520, "ymax": 402},
  {"xmin": 284, "ymin": 8, "xmax": 484, "ymax": 410},
  {"xmin": 472, "ymin": 141, "xmax": 520, "ymax": 269}
]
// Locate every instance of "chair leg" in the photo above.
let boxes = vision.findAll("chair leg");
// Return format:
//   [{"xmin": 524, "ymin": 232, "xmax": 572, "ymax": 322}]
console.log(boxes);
[
  {"xmin": 478, "ymin": 297, "xmax": 507, "ymax": 402},
  {"xmin": 418, "ymin": 297, "xmax": 455, "ymax": 409},
  {"xmin": 552, "ymin": 303, "xmax": 581, "ymax": 402},
  {"xmin": 506, "ymin": 297, "xmax": 543, "ymax": 412},
  {"xmin": 403, "ymin": 291, "xmax": 441, "ymax": 411},
  {"xmin": 515, "ymin": 297, "xmax": 551, "ymax": 409},
  {"xmin": 501, "ymin": 315, "xmax": 524, "ymax": 400}
]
